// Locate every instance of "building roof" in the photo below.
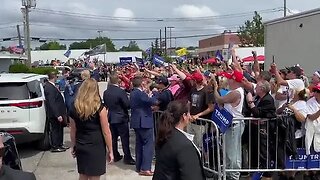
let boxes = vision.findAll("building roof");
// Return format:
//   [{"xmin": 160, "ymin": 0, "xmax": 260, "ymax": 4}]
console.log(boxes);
[
  {"xmin": 0, "ymin": 52, "xmax": 27, "ymax": 60},
  {"xmin": 0, "ymin": 73, "xmax": 47, "ymax": 83},
  {"xmin": 265, "ymin": 8, "xmax": 320, "ymax": 26}
]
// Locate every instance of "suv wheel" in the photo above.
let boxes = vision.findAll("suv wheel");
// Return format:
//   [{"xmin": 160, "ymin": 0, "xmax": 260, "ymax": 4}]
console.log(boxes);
[{"xmin": 36, "ymin": 121, "xmax": 51, "ymax": 151}]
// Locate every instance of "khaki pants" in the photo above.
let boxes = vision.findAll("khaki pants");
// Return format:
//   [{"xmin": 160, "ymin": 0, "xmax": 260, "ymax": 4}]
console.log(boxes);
[{"xmin": 186, "ymin": 123, "xmax": 207, "ymax": 150}]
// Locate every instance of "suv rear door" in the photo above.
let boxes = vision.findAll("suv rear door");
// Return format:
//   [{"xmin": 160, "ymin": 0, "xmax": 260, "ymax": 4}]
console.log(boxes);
[{"xmin": 0, "ymin": 81, "xmax": 44, "ymax": 129}]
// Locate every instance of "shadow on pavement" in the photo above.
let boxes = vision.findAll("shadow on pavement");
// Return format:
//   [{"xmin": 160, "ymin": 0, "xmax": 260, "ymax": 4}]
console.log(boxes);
[{"xmin": 17, "ymin": 143, "xmax": 42, "ymax": 159}]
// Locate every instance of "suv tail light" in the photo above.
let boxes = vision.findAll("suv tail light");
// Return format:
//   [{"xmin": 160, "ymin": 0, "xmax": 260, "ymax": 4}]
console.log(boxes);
[{"xmin": 10, "ymin": 101, "xmax": 43, "ymax": 109}]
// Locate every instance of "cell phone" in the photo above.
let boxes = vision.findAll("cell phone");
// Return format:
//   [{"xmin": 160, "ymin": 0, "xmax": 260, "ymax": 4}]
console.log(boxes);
[{"xmin": 272, "ymin": 56, "xmax": 275, "ymax": 63}]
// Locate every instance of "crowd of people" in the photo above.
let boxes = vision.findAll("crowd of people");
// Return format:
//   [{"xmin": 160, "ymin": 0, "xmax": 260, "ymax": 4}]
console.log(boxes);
[{"xmin": 42, "ymin": 48, "xmax": 320, "ymax": 180}]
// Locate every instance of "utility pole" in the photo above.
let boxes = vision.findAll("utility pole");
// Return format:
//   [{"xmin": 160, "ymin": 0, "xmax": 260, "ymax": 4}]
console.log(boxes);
[
  {"xmin": 16, "ymin": 25, "xmax": 22, "ymax": 47},
  {"xmin": 22, "ymin": 0, "xmax": 36, "ymax": 67},
  {"xmin": 159, "ymin": 29, "xmax": 162, "ymax": 54},
  {"xmin": 284, "ymin": 0, "xmax": 287, "ymax": 17},
  {"xmin": 164, "ymin": 27, "xmax": 167, "ymax": 56},
  {"xmin": 167, "ymin": 27, "xmax": 174, "ymax": 57}
]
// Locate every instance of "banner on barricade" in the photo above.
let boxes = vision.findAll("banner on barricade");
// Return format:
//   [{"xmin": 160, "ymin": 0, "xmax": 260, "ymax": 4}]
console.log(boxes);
[
  {"xmin": 211, "ymin": 105, "xmax": 233, "ymax": 133},
  {"xmin": 286, "ymin": 148, "xmax": 320, "ymax": 169}
]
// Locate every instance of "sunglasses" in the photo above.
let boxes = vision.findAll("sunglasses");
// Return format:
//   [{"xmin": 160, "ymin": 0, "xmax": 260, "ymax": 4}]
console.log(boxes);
[{"xmin": 314, "ymin": 89, "xmax": 320, "ymax": 93}]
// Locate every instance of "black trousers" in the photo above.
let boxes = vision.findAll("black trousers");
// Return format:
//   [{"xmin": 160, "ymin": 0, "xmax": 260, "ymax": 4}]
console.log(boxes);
[
  {"xmin": 49, "ymin": 118, "xmax": 64, "ymax": 148},
  {"xmin": 110, "ymin": 122, "xmax": 133, "ymax": 160}
]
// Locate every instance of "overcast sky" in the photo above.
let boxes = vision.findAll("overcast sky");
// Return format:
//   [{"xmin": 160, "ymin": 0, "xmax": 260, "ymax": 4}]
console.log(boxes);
[{"xmin": 0, "ymin": 0, "xmax": 319, "ymax": 49}]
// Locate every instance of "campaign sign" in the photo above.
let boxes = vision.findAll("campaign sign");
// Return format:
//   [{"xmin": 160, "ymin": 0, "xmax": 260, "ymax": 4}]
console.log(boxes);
[
  {"xmin": 286, "ymin": 148, "xmax": 320, "ymax": 169},
  {"xmin": 119, "ymin": 57, "xmax": 132, "ymax": 65},
  {"xmin": 211, "ymin": 105, "xmax": 233, "ymax": 134}
]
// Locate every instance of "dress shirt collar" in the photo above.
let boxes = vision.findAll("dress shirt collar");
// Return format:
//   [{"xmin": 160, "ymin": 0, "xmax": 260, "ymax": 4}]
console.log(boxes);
[
  {"xmin": 48, "ymin": 80, "xmax": 56, "ymax": 87},
  {"xmin": 175, "ymin": 127, "xmax": 194, "ymax": 141}
]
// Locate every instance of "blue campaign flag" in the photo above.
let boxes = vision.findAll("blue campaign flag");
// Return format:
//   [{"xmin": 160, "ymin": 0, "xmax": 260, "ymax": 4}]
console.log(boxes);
[
  {"xmin": 215, "ymin": 50, "xmax": 224, "ymax": 61},
  {"xmin": 211, "ymin": 104, "xmax": 233, "ymax": 133},
  {"xmin": 145, "ymin": 47, "xmax": 151, "ymax": 55},
  {"xmin": 176, "ymin": 56, "xmax": 186, "ymax": 64},
  {"xmin": 135, "ymin": 57, "xmax": 145, "ymax": 67},
  {"xmin": 119, "ymin": 57, "xmax": 133, "ymax": 65},
  {"xmin": 64, "ymin": 49, "xmax": 71, "ymax": 58},
  {"xmin": 153, "ymin": 55, "xmax": 166, "ymax": 67}
]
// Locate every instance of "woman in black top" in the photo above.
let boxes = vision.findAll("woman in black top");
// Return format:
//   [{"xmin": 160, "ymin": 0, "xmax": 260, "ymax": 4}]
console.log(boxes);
[
  {"xmin": 69, "ymin": 78, "xmax": 113, "ymax": 180},
  {"xmin": 153, "ymin": 101, "xmax": 205, "ymax": 180}
]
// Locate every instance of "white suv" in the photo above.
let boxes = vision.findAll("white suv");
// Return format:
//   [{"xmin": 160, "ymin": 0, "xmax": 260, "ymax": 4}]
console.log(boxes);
[{"xmin": 0, "ymin": 73, "xmax": 50, "ymax": 150}]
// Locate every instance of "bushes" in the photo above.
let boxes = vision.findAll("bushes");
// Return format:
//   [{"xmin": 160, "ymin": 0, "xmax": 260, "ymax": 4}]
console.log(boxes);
[
  {"xmin": 29, "ymin": 67, "xmax": 58, "ymax": 75},
  {"xmin": 9, "ymin": 64, "xmax": 58, "ymax": 75},
  {"xmin": 9, "ymin": 64, "xmax": 29, "ymax": 73}
]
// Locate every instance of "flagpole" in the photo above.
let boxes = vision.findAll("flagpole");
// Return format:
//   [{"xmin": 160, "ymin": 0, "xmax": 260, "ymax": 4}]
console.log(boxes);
[{"xmin": 104, "ymin": 43, "xmax": 106, "ymax": 63}]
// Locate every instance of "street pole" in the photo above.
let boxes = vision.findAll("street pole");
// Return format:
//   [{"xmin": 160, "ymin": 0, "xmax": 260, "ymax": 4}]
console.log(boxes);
[
  {"xmin": 17, "ymin": 25, "xmax": 22, "ymax": 47},
  {"xmin": 164, "ymin": 27, "xmax": 167, "ymax": 56},
  {"xmin": 284, "ymin": 0, "xmax": 287, "ymax": 17},
  {"xmin": 22, "ymin": 0, "xmax": 36, "ymax": 67},
  {"xmin": 159, "ymin": 29, "xmax": 162, "ymax": 53},
  {"xmin": 167, "ymin": 27, "xmax": 174, "ymax": 57}
]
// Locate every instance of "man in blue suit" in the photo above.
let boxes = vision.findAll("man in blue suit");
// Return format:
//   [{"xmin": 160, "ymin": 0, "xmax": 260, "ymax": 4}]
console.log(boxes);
[
  {"xmin": 103, "ymin": 72, "xmax": 135, "ymax": 165},
  {"xmin": 130, "ymin": 76, "xmax": 158, "ymax": 176}
]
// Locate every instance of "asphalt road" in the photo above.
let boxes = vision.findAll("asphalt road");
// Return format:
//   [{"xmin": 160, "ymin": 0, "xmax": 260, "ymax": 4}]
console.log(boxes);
[{"xmin": 18, "ymin": 128, "xmax": 153, "ymax": 180}]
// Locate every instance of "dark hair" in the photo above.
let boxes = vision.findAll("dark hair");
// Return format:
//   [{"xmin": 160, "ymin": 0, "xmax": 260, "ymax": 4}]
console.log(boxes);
[
  {"xmin": 132, "ymin": 77, "xmax": 143, "ymax": 88},
  {"xmin": 259, "ymin": 71, "xmax": 272, "ymax": 82},
  {"xmin": 47, "ymin": 72, "xmax": 57, "ymax": 80},
  {"xmin": 109, "ymin": 71, "xmax": 119, "ymax": 84},
  {"xmin": 298, "ymin": 89, "xmax": 309, "ymax": 101},
  {"xmin": 156, "ymin": 101, "xmax": 189, "ymax": 148}
]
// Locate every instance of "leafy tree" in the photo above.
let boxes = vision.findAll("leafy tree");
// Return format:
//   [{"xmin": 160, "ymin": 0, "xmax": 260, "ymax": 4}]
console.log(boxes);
[
  {"xmin": 237, "ymin": 11, "xmax": 264, "ymax": 47},
  {"xmin": 69, "ymin": 37, "xmax": 116, "ymax": 52},
  {"xmin": 187, "ymin": 46, "xmax": 198, "ymax": 50},
  {"xmin": 39, "ymin": 41, "xmax": 66, "ymax": 50},
  {"xmin": 119, "ymin": 41, "xmax": 141, "ymax": 51}
]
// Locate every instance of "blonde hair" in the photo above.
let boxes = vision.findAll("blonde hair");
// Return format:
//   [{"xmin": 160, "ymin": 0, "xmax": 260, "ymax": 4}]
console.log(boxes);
[
  {"xmin": 81, "ymin": 70, "xmax": 91, "ymax": 80},
  {"xmin": 74, "ymin": 78, "xmax": 101, "ymax": 120}
]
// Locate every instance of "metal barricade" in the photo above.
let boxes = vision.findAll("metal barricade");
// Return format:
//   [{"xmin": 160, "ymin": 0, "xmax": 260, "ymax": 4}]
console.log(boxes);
[{"xmin": 220, "ymin": 117, "xmax": 320, "ymax": 180}]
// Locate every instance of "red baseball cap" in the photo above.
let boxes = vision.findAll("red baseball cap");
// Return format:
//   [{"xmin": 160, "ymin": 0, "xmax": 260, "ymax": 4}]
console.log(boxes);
[
  {"xmin": 191, "ymin": 72, "xmax": 203, "ymax": 83},
  {"xmin": 313, "ymin": 83, "xmax": 320, "ymax": 92},
  {"xmin": 217, "ymin": 70, "xmax": 243, "ymax": 83}
]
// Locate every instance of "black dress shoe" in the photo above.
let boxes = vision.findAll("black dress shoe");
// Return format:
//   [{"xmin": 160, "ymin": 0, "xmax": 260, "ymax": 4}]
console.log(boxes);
[
  {"xmin": 51, "ymin": 148, "xmax": 66, "ymax": 153},
  {"xmin": 114, "ymin": 155, "xmax": 123, "ymax": 162},
  {"xmin": 124, "ymin": 159, "xmax": 136, "ymax": 165},
  {"xmin": 60, "ymin": 145, "xmax": 70, "ymax": 150}
]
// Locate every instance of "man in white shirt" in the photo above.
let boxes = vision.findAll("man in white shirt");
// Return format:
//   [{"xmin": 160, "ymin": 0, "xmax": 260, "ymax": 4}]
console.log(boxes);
[
  {"xmin": 303, "ymin": 84, "xmax": 320, "ymax": 155},
  {"xmin": 271, "ymin": 65, "xmax": 305, "ymax": 108}
]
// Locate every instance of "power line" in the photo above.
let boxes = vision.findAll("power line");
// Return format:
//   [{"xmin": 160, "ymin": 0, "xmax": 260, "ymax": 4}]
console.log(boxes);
[
  {"xmin": 31, "ymin": 8, "xmax": 283, "ymax": 22},
  {"xmin": 29, "ymin": 23, "xmax": 240, "ymax": 32},
  {"xmin": 25, "ymin": 32, "xmax": 237, "ymax": 42}
]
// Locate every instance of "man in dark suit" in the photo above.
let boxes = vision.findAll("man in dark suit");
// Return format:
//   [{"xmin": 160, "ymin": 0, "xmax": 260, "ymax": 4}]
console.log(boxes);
[
  {"xmin": 103, "ymin": 72, "xmax": 135, "ymax": 165},
  {"xmin": 44, "ymin": 72, "xmax": 68, "ymax": 153},
  {"xmin": 246, "ymin": 80, "xmax": 276, "ymax": 178},
  {"xmin": 0, "ymin": 137, "xmax": 36, "ymax": 180},
  {"xmin": 130, "ymin": 77, "xmax": 157, "ymax": 176}
]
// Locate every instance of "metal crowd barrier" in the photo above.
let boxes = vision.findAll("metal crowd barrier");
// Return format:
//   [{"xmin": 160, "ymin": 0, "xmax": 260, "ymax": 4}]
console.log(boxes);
[{"xmin": 220, "ymin": 118, "xmax": 320, "ymax": 180}]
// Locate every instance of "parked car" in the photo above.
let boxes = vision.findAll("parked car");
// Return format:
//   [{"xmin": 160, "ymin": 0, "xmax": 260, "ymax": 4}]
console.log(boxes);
[{"xmin": 0, "ymin": 73, "xmax": 50, "ymax": 150}]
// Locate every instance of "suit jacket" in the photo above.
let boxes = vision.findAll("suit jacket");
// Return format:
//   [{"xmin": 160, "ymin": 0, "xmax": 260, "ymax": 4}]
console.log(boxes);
[
  {"xmin": 103, "ymin": 84, "xmax": 130, "ymax": 124},
  {"xmin": 130, "ymin": 88, "xmax": 157, "ymax": 129},
  {"xmin": 0, "ymin": 165, "xmax": 36, "ymax": 180},
  {"xmin": 44, "ymin": 82, "xmax": 67, "ymax": 119},
  {"xmin": 153, "ymin": 129, "xmax": 206, "ymax": 180},
  {"xmin": 250, "ymin": 93, "xmax": 276, "ymax": 118}
]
